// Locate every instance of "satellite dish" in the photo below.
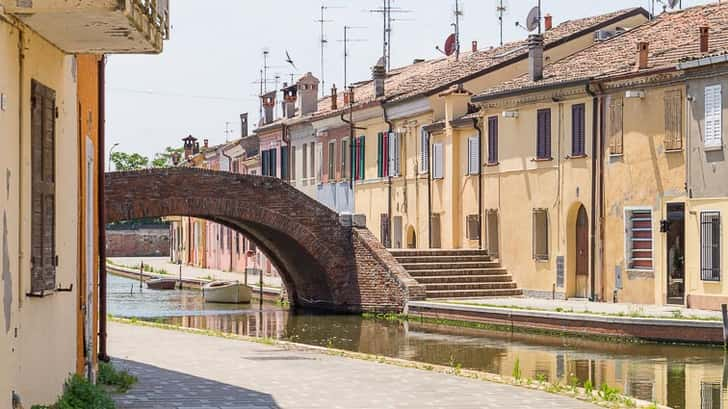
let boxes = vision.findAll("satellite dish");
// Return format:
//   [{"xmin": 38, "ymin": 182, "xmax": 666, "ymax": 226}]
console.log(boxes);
[
  {"xmin": 526, "ymin": 6, "xmax": 540, "ymax": 32},
  {"xmin": 444, "ymin": 33, "xmax": 457, "ymax": 56}
]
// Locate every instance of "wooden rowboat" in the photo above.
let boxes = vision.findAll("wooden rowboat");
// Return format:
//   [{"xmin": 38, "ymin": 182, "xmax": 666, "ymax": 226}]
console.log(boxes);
[
  {"xmin": 202, "ymin": 281, "xmax": 252, "ymax": 304},
  {"xmin": 146, "ymin": 278, "xmax": 178, "ymax": 290}
]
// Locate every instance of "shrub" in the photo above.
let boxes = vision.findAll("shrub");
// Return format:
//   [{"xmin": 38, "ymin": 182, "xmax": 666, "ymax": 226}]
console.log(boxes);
[
  {"xmin": 98, "ymin": 362, "xmax": 137, "ymax": 393},
  {"xmin": 31, "ymin": 374, "xmax": 115, "ymax": 409}
]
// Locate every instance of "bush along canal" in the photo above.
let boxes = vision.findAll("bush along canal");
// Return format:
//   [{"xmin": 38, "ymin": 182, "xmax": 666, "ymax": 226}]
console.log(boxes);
[{"xmin": 108, "ymin": 273, "xmax": 725, "ymax": 409}]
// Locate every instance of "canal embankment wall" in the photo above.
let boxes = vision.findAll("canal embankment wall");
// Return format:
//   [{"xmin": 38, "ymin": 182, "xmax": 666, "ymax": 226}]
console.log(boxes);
[{"xmin": 107, "ymin": 226, "xmax": 170, "ymax": 257}]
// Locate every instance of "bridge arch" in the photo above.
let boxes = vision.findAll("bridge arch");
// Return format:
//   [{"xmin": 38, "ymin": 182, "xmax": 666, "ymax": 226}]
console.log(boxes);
[{"xmin": 105, "ymin": 168, "xmax": 424, "ymax": 312}]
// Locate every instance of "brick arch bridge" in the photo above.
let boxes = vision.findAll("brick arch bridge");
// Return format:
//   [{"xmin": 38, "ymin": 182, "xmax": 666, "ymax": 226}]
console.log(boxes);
[{"xmin": 105, "ymin": 168, "xmax": 425, "ymax": 312}]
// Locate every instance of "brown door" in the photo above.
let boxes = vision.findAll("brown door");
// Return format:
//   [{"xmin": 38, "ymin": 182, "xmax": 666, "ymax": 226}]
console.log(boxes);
[
  {"xmin": 576, "ymin": 206, "xmax": 589, "ymax": 298},
  {"xmin": 666, "ymin": 203, "xmax": 685, "ymax": 305}
]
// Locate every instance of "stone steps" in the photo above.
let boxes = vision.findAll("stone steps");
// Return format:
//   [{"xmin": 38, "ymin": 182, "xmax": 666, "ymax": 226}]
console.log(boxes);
[{"xmin": 391, "ymin": 249, "xmax": 522, "ymax": 300}]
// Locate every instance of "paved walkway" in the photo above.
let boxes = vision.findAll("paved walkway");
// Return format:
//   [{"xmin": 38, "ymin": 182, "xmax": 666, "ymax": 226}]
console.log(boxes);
[
  {"xmin": 110, "ymin": 257, "xmax": 283, "ymax": 289},
  {"xmin": 109, "ymin": 322, "xmax": 597, "ymax": 409},
  {"xmin": 449, "ymin": 297, "xmax": 720, "ymax": 320}
]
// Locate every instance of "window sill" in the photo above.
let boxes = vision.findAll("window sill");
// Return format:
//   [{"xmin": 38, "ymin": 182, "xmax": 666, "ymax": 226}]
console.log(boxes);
[
  {"xmin": 485, "ymin": 162, "xmax": 500, "ymax": 167},
  {"xmin": 609, "ymin": 153, "xmax": 624, "ymax": 158},
  {"xmin": 704, "ymin": 145, "xmax": 723, "ymax": 152},
  {"xmin": 664, "ymin": 148, "xmax": 683, "ymax": 153},
  {"xmin": 566, "ymin": 154, "xmax": 588, "ymax": 160},
  {"xmin": 701, "ymin": 279, "xmax": 721, "ymax": 283},
  {"xmin": 534, "ymin": 257, "xmax": 549, "ymax": 262},
  {"xmin": 531, "ymin": 157, "xmax": 553, "ymax": 162}
]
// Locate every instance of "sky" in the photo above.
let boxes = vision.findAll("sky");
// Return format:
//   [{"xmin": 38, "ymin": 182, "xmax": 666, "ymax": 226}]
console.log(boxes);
[{"xmin": 106, "ymin": 0, "xmax": 714, "ymax": 160}]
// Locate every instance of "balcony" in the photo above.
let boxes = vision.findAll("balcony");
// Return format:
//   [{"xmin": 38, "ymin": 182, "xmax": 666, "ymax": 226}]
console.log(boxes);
[{"xmin": 2, "ymin": 0, "xmax": 169, "ymax": 53}]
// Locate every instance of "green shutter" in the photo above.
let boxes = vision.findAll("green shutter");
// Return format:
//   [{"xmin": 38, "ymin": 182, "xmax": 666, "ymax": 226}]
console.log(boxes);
[
  {"xmin": 377, "ymin": 132, "xmax": 383, "ymax": 177},
  {"xmin": 359, "ymin": 136, "xmax": 365, "ymax": 180}
]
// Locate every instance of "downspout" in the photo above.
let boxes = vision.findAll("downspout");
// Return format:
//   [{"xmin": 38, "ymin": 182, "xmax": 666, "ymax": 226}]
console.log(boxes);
[
  {"xmin": 427, "ymin": 131, "xmax": 432, "ymax": 249},
  {"xmin": 585, "ymin": 83, "xmax": 599, "ymax": 302},
  {"xmin": 97, "ymin": 56, "xmax": 109, "ymax": 362},
  {"xmin": 17, "ymin": 26, "xmax": 24, "ymax": 309},
  {"xmin": 473, "ymin": 117, "xmax": 484, "ymax": 249},
  {"xmin": 383, "ymin": 102, "xmax": 394, "ymax": 248}
]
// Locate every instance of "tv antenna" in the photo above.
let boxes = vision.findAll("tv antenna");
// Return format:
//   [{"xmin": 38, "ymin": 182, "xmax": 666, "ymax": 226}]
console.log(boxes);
[
  {"xmin": 338, "ymin": 25, "xmax": 367, "ymax": 89},
  {"xmin": 369, "ymin": 0, "xmax": 413, "ymax": 71},
  {"xmin": 317, "ymin": 3, "xmax": 345, "ymax": 97},
  {"xmin": 495, "ymin": 0, "xmax": 508, "ymax": 46},
  {"xmin": 453, "ymin": 0, "xmax": 463, "ymax": 59}
]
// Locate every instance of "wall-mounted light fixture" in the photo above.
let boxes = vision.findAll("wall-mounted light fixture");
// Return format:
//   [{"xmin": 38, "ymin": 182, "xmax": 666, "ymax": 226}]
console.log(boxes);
[
  {"xmin": 625, "ymin": 90, "xmax": 645, "ymax": 99},
  {"xmin": 502, "ymin": 110, "xmax": 519, "ymax": 118}
]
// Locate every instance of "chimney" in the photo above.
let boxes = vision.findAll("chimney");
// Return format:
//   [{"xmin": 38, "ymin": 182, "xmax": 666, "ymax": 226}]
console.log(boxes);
[
  {"xmin": 472, "ymin": 40, "xmax": 478, "ymax": 52},
  {"xmin": 343, "ymin": 90, "xmax": 350, "ymax": 106},
  {"xmin": 636, "ymin": 41, "xmax": 649, "ymax": 70},
  {"xmin": 182, "ymin": 135, "xmax": 197, "ymax": 159},
  {"xmin": 700, "ymin": 27, "xmax": 709, "ymax": 53},
  {"xmin": 296, "ymin": 72, "xmax": 320, "ymax": 115},
  {"xmin": 373, "ymin": 57, "xmax": 386, "ymax": 98},
  {"xmin": 330, "ymin": 84, "xmax": 338, "ymax": 111},
  {"xmin": 528, "ymin": 34, "xmax": 544, "ymax": 82},
  {"xmin": 544, "ymin": 14, "xmax": 553, "ymax": 31},
  {"xmin": 261, "ymin": 91, "xmax": 276, "ymax": 124},
  {"xmin": 203, "ymin": 139, "xmax": 209, "ymax": 149},
  {"xmin": 240, "ymin": 113, "xmax": 248, "ymax": 138},
  {"xmin": 282, "ymin": 83, "xmax": 298, "ymax": 119}
]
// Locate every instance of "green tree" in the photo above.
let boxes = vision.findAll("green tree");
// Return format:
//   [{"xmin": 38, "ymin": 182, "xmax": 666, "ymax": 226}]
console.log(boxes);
[
  {"xmin": 110, "ymin": 151, "xmax": 149, "ymax": 171},
  {"xmin": 151, "ymin": 146, "xmax": 183, "ymax": 168}
]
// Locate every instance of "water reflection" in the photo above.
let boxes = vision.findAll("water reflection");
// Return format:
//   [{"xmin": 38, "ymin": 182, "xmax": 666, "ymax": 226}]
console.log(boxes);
[{"xmin": 109, "ymin": 274, "xmax": 726, "ymax": 409}]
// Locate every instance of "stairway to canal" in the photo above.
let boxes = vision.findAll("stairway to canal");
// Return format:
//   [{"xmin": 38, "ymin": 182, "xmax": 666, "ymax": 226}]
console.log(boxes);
[{"xmin": 389, "ymin": 249, "xmax": 523, "ymax": 299}]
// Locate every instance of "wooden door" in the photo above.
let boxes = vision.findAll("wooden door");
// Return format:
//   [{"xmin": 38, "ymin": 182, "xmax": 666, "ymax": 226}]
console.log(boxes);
[{"xmin": 576, "ymin": 206, "xmax": 588, "ymax": 297}]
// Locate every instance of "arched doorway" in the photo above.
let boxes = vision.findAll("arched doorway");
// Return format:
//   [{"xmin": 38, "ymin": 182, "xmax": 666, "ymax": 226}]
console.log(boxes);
[
  {"xmin": 575, "ymin": 205, "xmax": 589, "ymax": 298},
  {"xmin": 406, "ymin": 226, "xmax": 416, "ymax": 249}
]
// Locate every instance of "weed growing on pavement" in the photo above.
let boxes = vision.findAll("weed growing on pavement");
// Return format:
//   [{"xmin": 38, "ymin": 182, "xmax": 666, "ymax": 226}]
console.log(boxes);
[
  {"xmin": 512, "ymin": 358, "xmax": 521, "ymax": 381},
  {"xmin": 598, "ymin": 383, "xmax": 620, "ymax": 402},
  {"xmin": 535, "ymin": 373, "xmax": 547, "ymax": 386},
  {"xmin": 31, "ymin": 374, "xmax": 115, "ymax": 409},
  {"xmin": 98, "ymin": 362, "xmax": 137, "ymax": 393},
  {"xmin": 584, "ymin": 379, "xmax": 594, "ymax": 396},
  {"xmin": 568, "ymin": 374, "xmax": 579, "ymax": 393}
]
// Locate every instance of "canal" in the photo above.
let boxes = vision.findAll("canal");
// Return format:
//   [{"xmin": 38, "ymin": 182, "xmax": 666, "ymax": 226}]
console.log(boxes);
[{"xmin": 109, "ymin": 273, "xmax": 723, "ymax": 409}]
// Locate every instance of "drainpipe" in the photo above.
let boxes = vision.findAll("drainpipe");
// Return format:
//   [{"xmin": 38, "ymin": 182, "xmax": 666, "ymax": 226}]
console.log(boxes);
[
  {"xmin": 473, "ymin": 117, "xmax": 484, "ymax": 250},
  {"xmin": 427, "ymin": 130, "xmax": 432, "ymax": 249},
  {"xmin": 97, "ymin": 56, "xmax": 109, "ymax": 362},
  {"xmin": 585, "ymin": 83, "xmax": 599, "ymax": 302},
  {"xmin": 17, "ymin": 27, "xmax": 24, "ymax": 310},
  {"xmin": 383, "ymin": 102, "xmax": 394, "ymax": 248}
]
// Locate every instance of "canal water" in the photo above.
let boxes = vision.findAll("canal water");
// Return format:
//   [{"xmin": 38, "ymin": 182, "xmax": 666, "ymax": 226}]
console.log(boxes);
[{"xmin": 109, "ymin": 273, "xmax": 724, "ymax": 409}]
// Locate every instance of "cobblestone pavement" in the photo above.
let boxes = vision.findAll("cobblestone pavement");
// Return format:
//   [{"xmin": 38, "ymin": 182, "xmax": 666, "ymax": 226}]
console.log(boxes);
[{"xmin": 109, "ymin": 322, "xmax": 597, "ymax": 409}]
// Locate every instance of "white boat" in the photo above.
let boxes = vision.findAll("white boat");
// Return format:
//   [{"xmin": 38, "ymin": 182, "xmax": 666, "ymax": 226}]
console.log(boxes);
[{"xmin": 202, "ymin": 281, "xmax": 252, "ymax": 304}]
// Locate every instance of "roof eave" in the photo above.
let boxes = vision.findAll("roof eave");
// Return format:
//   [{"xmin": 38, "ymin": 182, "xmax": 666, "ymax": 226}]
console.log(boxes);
[{"xmin": 472, "ymin": 79, "xmax": 591, "ymax": 103}]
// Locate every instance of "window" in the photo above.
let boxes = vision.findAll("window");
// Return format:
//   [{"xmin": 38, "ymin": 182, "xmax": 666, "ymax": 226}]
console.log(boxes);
[
  {"xmin": 354, "ymin": 136, "xmax": 366, "ymax": 181},
  {"xmin": 608, "ymin": 96, "xmax": 624, "ymax": 155},
  {"xmin": 466, "ymin": 214, "xmax": 480, "ymax": 241},
  {"xmin": 309, "ymin": 142, "xmax": 315, "ymax": 180},
  {"xmin": 420, "ymin": 128, "xmax": 430, "ymax": 173},
  {"xmin": 705, "ymin": 84, "xmax": 722, "ymax": 150},
  {"xmin": 30, "ymin": 80, "xmax": 57, "ymax": 294},
  {"xmin": 532, "ymin": 209, "xmax": 549, "ymax": 261},
  {"xmin": 487, "ymin": 116, "xmax": 498, "ymax": 164},
  {"xmin": 432, "ymin": 143, "xmax": 444, "ymax": 179},
  {"xmin": 701, "ymin": 382, "xmax": 721, "ymax": 409},
  {"xmin": 290, "ymin": 146, "xmax": 296, "ymax": 181},
  {"xmin": 664, "ymin": 90, "xmax": 683, "ymax": 151},
  {"xmin": 388, "ymin": 132, "xmax": 400, "ymax": 177},
  {"xmin": 571, "ymin": 103, "xmax": 586, "ymax": 156},
  {"xmin": 625, "ymin": 208, "xmax": 653, "ymax": 270},
  {"xmin": 701, "ymin": 211, "xmax": 721, "ymax": 281},
  {"xmin": 536, "ymin": 109, "xmax": 552, "ymax": 160},
  {"xmin": 302, "ymin": 143, "xmax": 308, "ymax": 179},
  {"xmin": 280, "ymin": 146, "xmax": 289, "ymax": 180},
  {"xmin": 467, "ymin": 136, "xmax": 480, "ymax": 175},
  {"xmin": 328, "ymin": 141, "xmax": 336, "ymax": 182},
  {"xmin": 341, "ymin": 139, "xmax": 349, "ymax": 179}
]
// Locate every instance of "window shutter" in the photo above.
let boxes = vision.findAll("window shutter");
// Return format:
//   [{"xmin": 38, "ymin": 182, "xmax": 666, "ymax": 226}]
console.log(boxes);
[
  {"xmin": 302, "ymin": 143, "xmax": 308, "ymax": 179},
  {"xmin": 432, "ymin": 143, "xmax": 444, "ymax": 179},
  {"xmin": 537, "ymin": 109, "xmax": 551, "ymax": 159},
  {"xmin": 488, "ymin": 116, "xmax": 498, "ymax": 164},
  {"xmin": 608, "ymin": 96, "xmax": 624, "ymax": 155},
  {"xmin": 571, "ymin": 104, "xmax": 585, "ymax": 156},
  {"xmin": 486, "ymin": 210, "xmax": 499, "ymax": 257},
  {"xmin": 468, "ymin": 136, "xmax": 479, "ymax": 175},
  {"xmin": 393, "ymin": 216, "xmax": 403, "ymax": 248},
  {"xmin": 420, "ymin": 129, "xmax": 430, "ymax": 173},
  {"xmin": 271, "ymin": 148, "xmax": 277, "ymax": 178},
  {"xmin": 31, "ymin": 80, "xmax": 56, "ymax": 293},
  {"xmin": 466, "ymin": 214, "xmax": 480, "ymax": 241},
  {"xmin": 627, "ymin": 209, "xmax": 653, "ymax": 270},
  {"xmin": 383, "ymin": 132, "xmax": 390, "ymax": 177},
  {"xmin": 359, "ymin": 136, "xmax": 366, "ymax": 180},
  {"xmin": 391, "ymin": 132, "xmax": 400, "ymax": 176},
  {"xmin": 664, "ymin": 90, "xmax": 683, "ymax": 151},
  {"xmin": 377, "ymin": 132, "xmax": 383, "ymax": 177},
  {"xmin": 290, "ymin": 146, "xmax": 296, "ymax": 180},
  {"xmin": 280, "ymin": 146, "xmax": 288, "ymax": 179},
  {"xmin": 341, "ymin": 139, "xmax": 349, "ymax": 179},
  {"xmin": 705, "ymin": 85, "xmax": 722, "ymax": 149},
  {"xmin": 310, "ymin": 142, "xmax": 316, "ymax": 180},
  {"xmin": 316, "ymin": 142, "xmax": 323, "ymax": 183}
]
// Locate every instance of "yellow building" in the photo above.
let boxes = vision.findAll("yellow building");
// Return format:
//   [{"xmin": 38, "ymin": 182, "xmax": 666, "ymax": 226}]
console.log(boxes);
[
  {"xmin": 470, "ymin": 3, "xmax": 728, "ymax": 304},
  {"xmin": 0, "ymin": 0, "xmax": 168, "ymax": 405}
]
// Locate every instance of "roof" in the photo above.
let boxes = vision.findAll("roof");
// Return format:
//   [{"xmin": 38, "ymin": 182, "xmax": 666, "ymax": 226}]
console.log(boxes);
[{"xmin": 473, "ymin": 2, "xmax": 728, "ymax": 102}]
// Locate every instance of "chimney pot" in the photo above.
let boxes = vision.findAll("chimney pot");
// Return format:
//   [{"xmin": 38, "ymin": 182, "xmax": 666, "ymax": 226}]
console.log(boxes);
[
  {"xmin": 472, "ymin": 40, "xmax": 478, "ymax": 52},
  {"xmin": 331, "ymin": 84, "xmax": 338, "ymax": 111},
  {"xmin": 544, "ymin": 14, "xmax": 553, "ymax": 31},
  {"xmin": 343, "ymin": 91, "xmax": 350, "ymax": 106},
  {"xmin": 528, "ymin": 34, "xmax": 544, "ymax": 82},
  {"xmin": 373, "ymin": 57, "xmax": 386, "ymax": 98},
  {"xmin": 700, "ymin": 27, "xmax": 709, "ymax": 53},
  {"xmin": 636, "ymin": 41, "xmax": 649, "ymax": 70},
  {"xmin": 203, "ymin": 139, "xmax": 209, "ymax": 149}
]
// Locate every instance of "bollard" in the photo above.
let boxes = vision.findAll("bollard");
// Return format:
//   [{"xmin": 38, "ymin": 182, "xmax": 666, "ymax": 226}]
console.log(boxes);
[
  {"xmin": 178, "ymin": 263, "xmax": 183, "ymax": 290},
  {"xmin": 139, "ymin": 261, "xmax": 143, "ymax": 292},
  {"xmin": 722, "ymin": 304, "xmax": 728, "ymax": 350}
]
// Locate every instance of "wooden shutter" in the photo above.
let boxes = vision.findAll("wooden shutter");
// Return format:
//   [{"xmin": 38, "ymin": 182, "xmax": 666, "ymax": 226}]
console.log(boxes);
[
  {"xmin": 537, "ymin": 109, "xmax": 551, "ymax": 159},
  {"xmin": 327, "ymin": 141, "xmax": 335, "ymax": 181},
  {"xmin": 31, "ymin": 80, "xmax": 57, "ymax": 294},
  {"xmin": 705, "ymin": 85, "xmax": 722, "ymax": 149},
  {"xmin": 628, "ymin": 209, "xmax": 653, "ymax": 270},
  {"xmin": 608, "ymin": 96, "xmax": 624, "ymax": 155},
  {"xmin": 664, "ymin": 90, "xmax": 683, "ymax": 151},
  {"xmin": 466, "ymin": 214, "xmax": 480, "ymax": 241},
  {"xmin": 432, "ymin": 143, "xmax": 444, "ymax": 179},
  {"xmin": 380, "ymin": 213, "xmax": 391, "ymax": 248},
  {"xmin": 420, "ymin": 128, "xmax": 429, "ymax": 173},
  {"xmin": 430, "ymin": 214, "xmax": 442, "ymax": 249},
  {"xmin": 532, "ymin": 209, "xmax": 549, "ymax": 260},
  {"xmin": 271, "ymin": 148, "xmax": 277, "ymax": 178},
  {"xmin": 302, "ymin": 143, "xmax": 308, "ymax": 179},
  {"xmin": 377, "ymin": 132, "xmax": 383, "ymax": 177},
  {"xmin": 383, "ymin": 132, "xmax": 390, "ymax": 177},
  {"xmin": 310, "ymin": 142, "xmax": 316, "ymax": 180},
  {"xmin": 393, "ymin": 216, "xmax": 403, "ymax": 248},
  {"xmin": 290, "ymin": 146, "xmax": 296, "ymax": 180},
  {"xmin": 487, "ymin": 210, "xmax": 499, "ymax": 257},
  {"xmin": 280, "ymin": 146, "xmax": 288, "ymax": 179},
  {"xmin": 391, "ymin": 132, "xmax": 400, "ymax": 177},
  {"xmin": 488, "ymin": 116, "xmax": 498, "ymax": 164},
  {"xmin": 571, "ymin": 104, "xmax": 585, "ymax": 156},
  {"xmin": 468, "ymin": 136, "xmax": 479, "ymax": 175}
]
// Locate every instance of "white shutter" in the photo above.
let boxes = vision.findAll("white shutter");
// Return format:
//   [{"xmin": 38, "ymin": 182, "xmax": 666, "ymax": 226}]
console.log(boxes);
[
  {"xmin": 420, "ymin": 129, "xmax": 429, "ymax": 173},
  {"xmin": 387, "ymin": 132, "xmax": 396, "ymax": 176},
  {"xmin": 468, "ymin": 136, "xmax": 479, "ymax": 175},
  {"xmin": 433, "ymin": 143, "xmax": 444, "ymax": 179},
  {"xmin": 705, "ymin": 84, "xmax": 723, "ymax": 149},
  {"xmin": 394, "ymin": 133, "xmax": 400, "ymax": 176},
  {"xmin": 316, "ymin": 142, "xmax": 323, "ymax": 183}
]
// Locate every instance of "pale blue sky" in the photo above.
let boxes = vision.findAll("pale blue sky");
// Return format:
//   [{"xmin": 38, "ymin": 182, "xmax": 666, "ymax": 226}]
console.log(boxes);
[{"xmin": 106, "ymin": 0, "xmax": 713, "ymax": 160}]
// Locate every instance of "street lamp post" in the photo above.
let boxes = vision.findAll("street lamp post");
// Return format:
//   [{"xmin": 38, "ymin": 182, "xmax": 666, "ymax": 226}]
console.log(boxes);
[{"xmin": 108, "ymin": 142, "xmax": 120, "ymax": 172}]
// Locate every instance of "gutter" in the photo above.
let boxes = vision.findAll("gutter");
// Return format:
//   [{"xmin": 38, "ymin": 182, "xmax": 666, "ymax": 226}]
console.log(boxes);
[
  {"xmin": 472, "ymin": 117, "xmax": 484, "ymax": 250},
  {"xmin": 472, "ymin": 79, "xmax": 590, "ymax": 104},
  {"xmin": 676, "ymin": 54, "xmax": 728, "ymax": 70},
  {"xmin": 383, "ymin": 102, "xmax": 394, "ymax": 249},
  {"xmin": 97, "ymin": 56, "xmax": 109, "ymax": 362},
  {"xmin": 585, "ymin": 83, "xmax": 599, "ymax": 302}
]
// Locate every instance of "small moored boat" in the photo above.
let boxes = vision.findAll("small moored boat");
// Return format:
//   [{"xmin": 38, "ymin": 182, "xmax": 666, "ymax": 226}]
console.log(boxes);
[
  {"xmin": 146, "ymin": 278, "xmax": 178, "ymax": 290},
  {"xmin": 202, "ymin": 281, "xmax": 252, "ymax": 304}
]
